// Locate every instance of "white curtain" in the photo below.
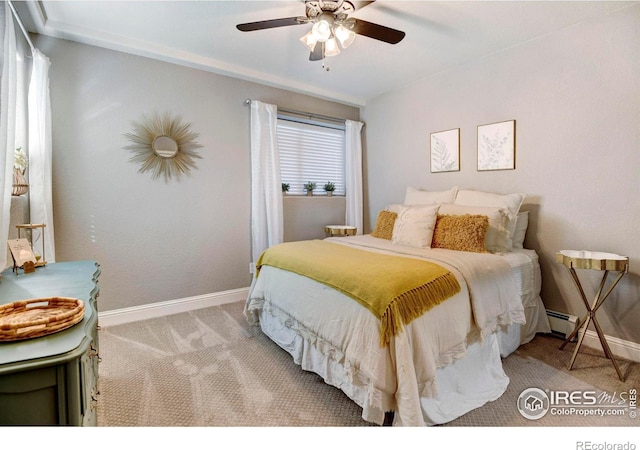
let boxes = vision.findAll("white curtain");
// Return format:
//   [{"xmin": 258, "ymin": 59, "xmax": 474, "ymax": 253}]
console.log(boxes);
[
  {"xmin": 28, "ymin": 49, "xmax": 55, "ymax": 263},
  {"xmin": 345, "ymin": 119, "xmax": 364, "ymax": 234},
  {"xmin": 250, "ymin": 100, "xmax": 283, "ymax": 267},
  {"xmin": 0, "ymin": 3, "xmax": 17, "ymax": 270}
]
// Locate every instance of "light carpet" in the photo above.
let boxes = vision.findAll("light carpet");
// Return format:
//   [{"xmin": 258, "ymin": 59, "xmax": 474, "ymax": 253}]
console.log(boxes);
[{"xmin": 96, "ymin": 301, "xmax": 638, "ymax": 427}]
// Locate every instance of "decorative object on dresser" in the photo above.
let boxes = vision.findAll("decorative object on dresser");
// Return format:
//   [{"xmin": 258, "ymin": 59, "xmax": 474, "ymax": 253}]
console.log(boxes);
[
  {"xmin": 282, "ymin": 182, "xmax": 290, "ymax": 195},
  {"xmin": 430, "ymin": 128, "xmax": 460, "ymax": 173},
  {"xmin": 7, "ymin": 223, "xmax": 48, "ymax": 274},
  {"xmin": 0, "ymin": 261, "xmax": 101, "ymax": 426},
  {"xmin": 16, "ymin": 223, "xmax": 47, "ymax": 267},
  {"xmin": 477, "ymin": 119, "xmax": 516, "ymax": 171},
  {"xmin": 7, "ymin": 238, "xmax": 37, "ymax": 274},
  {"xmin": 123, "ymin": 111, "xmax": 203, "ymax": 181},
  {"xmin": 0, "ymin": 297, "xmax": 85, "ymax": 341},
  {"xmin": 556, "ymin": 250, "xmax": 630, "ymax": 381}
]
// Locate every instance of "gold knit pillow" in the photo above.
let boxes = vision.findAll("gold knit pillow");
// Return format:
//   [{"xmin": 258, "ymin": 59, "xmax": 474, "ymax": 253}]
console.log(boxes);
[
  {"xmin": 371, "ymin": 210, "xmax": 398, "ymax": 240},
  {"xmin": 431, "ymin": 214, "xmax": 489, "ymax": 253}
]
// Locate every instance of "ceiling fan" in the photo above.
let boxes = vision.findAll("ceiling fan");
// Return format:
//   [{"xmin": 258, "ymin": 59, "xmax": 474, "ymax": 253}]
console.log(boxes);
[{"xmin": 236, "ymin": 0, "xmax": 406, "ymax": 61}]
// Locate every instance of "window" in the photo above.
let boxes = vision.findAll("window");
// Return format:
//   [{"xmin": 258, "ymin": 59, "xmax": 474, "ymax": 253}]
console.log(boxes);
[{"xmin": 277, "ymin": 116, "xmax": 345, "ymax": 196}]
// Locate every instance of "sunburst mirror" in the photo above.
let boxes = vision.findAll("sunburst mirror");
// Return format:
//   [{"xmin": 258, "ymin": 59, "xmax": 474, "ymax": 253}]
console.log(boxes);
[{"xmin": 123, "ymin": 112, "xmax": 203, "ymax": 181}]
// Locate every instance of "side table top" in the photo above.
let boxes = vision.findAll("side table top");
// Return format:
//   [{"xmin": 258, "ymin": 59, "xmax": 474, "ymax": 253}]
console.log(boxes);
[
  {"xmin": 556, "ymin": 250, "xmax": 629, "ymax": 272},
  {"xmin": 325, "ymin": 225, "xmax": 357, "ymax": 236}
]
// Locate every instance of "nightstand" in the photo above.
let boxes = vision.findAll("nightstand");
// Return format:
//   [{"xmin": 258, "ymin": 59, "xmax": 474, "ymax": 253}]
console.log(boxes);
[
  {"xmin": 325, "ymin": 225, "xmax": 357, "ymax": 237},
  {"xmin": 556, "ymin": 250, "xmax": 629, "ymax": 381}
]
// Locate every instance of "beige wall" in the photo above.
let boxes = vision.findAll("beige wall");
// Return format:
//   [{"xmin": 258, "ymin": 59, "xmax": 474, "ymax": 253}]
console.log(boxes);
[
  {"xmin": 361, "ymin": 5, "xmax": 640, "ymax": 343},
  {"xmin": 284, "ymin": 196, "xmax": 346, "ymax": 242},
  {"xmin": 34, "ymin": 35, "xmax": 358, "ymax": 312}
]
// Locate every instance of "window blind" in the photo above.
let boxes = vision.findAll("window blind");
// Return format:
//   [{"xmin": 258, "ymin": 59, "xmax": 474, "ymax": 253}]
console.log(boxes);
[{"xmin": 277, "ymin": 118, "xmax": 345, "ymax": 196}]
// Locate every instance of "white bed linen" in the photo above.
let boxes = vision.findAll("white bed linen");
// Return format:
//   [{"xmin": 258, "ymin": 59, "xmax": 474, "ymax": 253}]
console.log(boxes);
[
  {"xmin": 245, "ymin": 235, "xmax": 537, "ymax": 426},
  {"xmin": 323, "ymin": 236, "xmax": 526, "ymax": 339},
  {"xmin": 496, "ymin": 247, "xmax": 551, "ymax": 355}
]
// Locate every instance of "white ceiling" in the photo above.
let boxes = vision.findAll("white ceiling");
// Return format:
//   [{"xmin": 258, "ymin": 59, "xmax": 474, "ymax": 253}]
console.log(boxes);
[{"xmin": 15, "ymin": 0, "xmax": 636, "ymax": 107}]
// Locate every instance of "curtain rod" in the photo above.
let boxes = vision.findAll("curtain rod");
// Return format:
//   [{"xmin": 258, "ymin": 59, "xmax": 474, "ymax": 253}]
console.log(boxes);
[
  {"xmin": 7, "ymin": 0, "xmax": 35, "ymax": 54},
  {"xmin": 244, "ymin": 99, "xmax": 347, "ymax": 125}
]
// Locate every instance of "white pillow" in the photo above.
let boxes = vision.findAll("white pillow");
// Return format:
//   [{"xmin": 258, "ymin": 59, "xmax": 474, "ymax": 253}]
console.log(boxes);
[
  {"xmin": 438, "ymin": 203, "xmax": 512, "ymax": 253},
  {"xmin": 404, "ymin": 186, "xmax": 458, "ymax": 205},
  {"xmin": 391, "ymin": 204, "xmax": 440, "ymax": 249},
  {"xmin": 511, "ymin": 211, "xmax": 529, "ymax": 249},
  {"xmin": 454, "ymin": 189, "xmax": 525, "ymax": 249}
]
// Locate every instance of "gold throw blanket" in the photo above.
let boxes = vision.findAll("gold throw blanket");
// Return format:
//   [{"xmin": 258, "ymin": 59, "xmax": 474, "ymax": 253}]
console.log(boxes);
[{"xmin": 256, "ymin": 240, "xmax": 461, "ymax": 346}]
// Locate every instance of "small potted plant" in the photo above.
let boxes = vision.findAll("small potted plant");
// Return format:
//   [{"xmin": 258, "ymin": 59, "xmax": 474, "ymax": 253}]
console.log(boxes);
[
  {"xmin": 323, "ymin": 181, "xmax": 335, "ymax": 197},
  {"xmin": 303, "ymin": 181, "xmax": 316, "ymax": 196},
  {"xmin": 281, "ymin": 183, "xmax": 290, "ymax": 195}
]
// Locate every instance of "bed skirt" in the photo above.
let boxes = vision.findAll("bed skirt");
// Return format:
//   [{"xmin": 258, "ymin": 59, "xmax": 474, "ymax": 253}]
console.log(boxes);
[
  {"xmin": 498, "ymin": 293, "xmax": 550, "ymax": 357},
  {"xmin": 257, "ymin": 304, "xmax": 510, "ymax": 426}
]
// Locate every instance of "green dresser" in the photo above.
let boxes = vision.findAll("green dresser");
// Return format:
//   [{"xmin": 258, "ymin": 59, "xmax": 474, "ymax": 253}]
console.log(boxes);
[{"xmin": 0, "ymin": 261, "xmax": 100, "ymax": 426}]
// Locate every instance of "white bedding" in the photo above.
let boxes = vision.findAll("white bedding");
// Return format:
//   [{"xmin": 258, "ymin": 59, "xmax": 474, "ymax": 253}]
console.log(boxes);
[{"xmin": 244, "ymin": 235, "xmax": 548, "ymax": 426}]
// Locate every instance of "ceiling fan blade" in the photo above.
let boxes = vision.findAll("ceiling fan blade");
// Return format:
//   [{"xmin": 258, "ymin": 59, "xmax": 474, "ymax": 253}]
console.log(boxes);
[
  {"xmin": 309, "ymin": 41, "xmax": 325, "ymax": 61},
  {"xmin": 236, "ymin": 17, "xmax": 307, "ymax": 32},
  {"xmin": 348, "ymin": 1, "xmax": 375, "ymax": 11},
  {"xmin": 352, "ymin": 18, "xmax": 405, "ymax": 44}
]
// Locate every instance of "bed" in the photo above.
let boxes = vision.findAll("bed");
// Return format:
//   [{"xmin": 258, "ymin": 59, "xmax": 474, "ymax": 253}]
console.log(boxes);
[{"xmin": 244, "ymin": 187, "xmax": 551, "ymax": 426}]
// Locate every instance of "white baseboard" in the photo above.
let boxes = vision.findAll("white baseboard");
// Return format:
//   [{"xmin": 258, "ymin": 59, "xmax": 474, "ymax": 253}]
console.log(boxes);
[
  {"xmin": 98, "ymin": 287, "xmax": 250, "ymax": 328},
  {"xmin": 579, "ymin": 329, "xmax": 640, "ymax": 363}
]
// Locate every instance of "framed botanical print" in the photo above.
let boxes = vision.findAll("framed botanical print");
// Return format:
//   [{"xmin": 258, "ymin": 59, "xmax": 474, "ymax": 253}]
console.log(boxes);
[
  {"xmin": 430, "ymin": 128, "xmax": 460, "ymax": 173},
  {"xmin": 477, "ymin": 120, "xmax": 516, "ymax": 171}
]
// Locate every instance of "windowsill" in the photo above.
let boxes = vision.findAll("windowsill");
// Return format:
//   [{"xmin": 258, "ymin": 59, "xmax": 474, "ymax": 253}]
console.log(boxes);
[{"xmin": 283, "ymin": 194, "xmax": 345, "ymax": 198}]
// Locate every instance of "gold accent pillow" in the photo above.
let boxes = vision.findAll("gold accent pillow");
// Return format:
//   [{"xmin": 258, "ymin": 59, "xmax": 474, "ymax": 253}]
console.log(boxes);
[
  {"xmin": 371, "ymin": 210, "xmax": 398, "ymax": 240},
  {"xmin": 431, "ymin": 214, "xmax": 490, "ymax": 253}
]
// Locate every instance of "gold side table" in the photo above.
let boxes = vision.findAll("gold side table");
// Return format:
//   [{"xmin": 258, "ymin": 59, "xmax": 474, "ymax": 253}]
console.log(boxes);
[
  {"xmin": 556, "ymin": 250, "xmax": 629, "ymax": 381},
  {"xmin": 325, "ymin": 225, "xmax": 357, "ymax": 237}
]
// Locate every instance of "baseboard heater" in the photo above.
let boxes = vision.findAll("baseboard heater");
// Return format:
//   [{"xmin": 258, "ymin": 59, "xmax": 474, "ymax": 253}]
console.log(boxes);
[{"xmin": 546, "ymin": 309, "xmax": 580, "ymax": 341}]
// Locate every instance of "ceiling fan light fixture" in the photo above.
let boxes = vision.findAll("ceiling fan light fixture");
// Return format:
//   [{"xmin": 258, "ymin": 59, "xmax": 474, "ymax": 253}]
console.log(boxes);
[
  {"xmin": 325, "ymin": 37, "xmax": 341, "ymax": 56},
  {"xmin": 299, "ymin": 30, "xmax": 318, "ymax": 52},
  {"xmin": 311, "ymin": 14, "xmax": 334, "ymax": 42},
  {"xmin": 334, "ymin": 24, "xmax": 356, "ymax": 48},
  {"xmin": 311, "ymin": 20, "xmax": 332, "ymax": 41}
]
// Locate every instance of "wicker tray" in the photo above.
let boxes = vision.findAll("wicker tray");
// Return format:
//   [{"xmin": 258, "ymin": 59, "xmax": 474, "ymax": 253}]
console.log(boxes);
[{"xmin": 0, "ymin": 297, "xmax": 85, "ymax": 342}]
